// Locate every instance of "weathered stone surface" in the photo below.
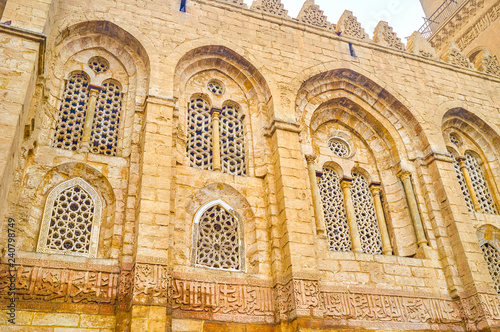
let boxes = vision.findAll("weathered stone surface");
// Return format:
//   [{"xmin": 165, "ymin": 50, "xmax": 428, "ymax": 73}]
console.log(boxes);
[{"xmin": 1, "ymin": 0, "xmax": 500, "ymax": 331}]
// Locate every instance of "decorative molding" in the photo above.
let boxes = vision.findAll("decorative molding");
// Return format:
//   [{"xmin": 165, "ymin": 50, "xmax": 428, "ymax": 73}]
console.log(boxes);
[
  {"xmin": 373, "ymin": 21, "xmax": 405, "ymax": 51},
  {"xmin": 407, "ymin": 32, "xmax": 439, "ymax": 60},
  {"xmin": 250, "ymin": 0, "xmax": 289, "ymax": 18},
  {"xmin": 442, "ymin": 42, "xmax": 474, "ymax": 69},
  {"xmin": 455, "ymin": 1, "xmax": 499, "ymax": 52},
  {"xmin": 296, "ymin": 0, "xmax": 334, "ymax": 31},
  {"xmin": 336, "ymin": 10, "xmax": 370, "ymax": 41}
]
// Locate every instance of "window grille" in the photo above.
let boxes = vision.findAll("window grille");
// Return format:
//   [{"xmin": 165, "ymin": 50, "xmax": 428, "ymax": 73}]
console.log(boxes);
[
  {"xmin": 91, "ymin": 80, "xmax": 122, "ymax": 156},
  {"xmin": 207, "ymin": 80, "xmax": 224, "ymax": 95},
  {"xmin": 328, "ymin": 138, "xmax": 350, "ymax": 158},
  {"xmin": 220, "ymin": 103, "xmax": 246, "ymax": 175},
  {"xmin": 187, "ymin": 96, "xmax": 213, "ymax": 170},
  {"xmin": 451, "ymin": 155, "xmax": 474, "ymax": 212},
  {"xmin": 318, "ymin": 168, "xmax": 352, "ymax": 252},
  {"xmin": 449, "ymin": 133, "xmax": 461, "ymax": 146},
  {"xmin": 37, "ymin": 178, "xmax": 102, "ymax": 258},
  {"xmin": 465, "ymin": 153, "xmax": 498, "ymax": 214},
  {"xmin": 88, "ymin": 56, "xmax": 110, "ymax": 74},
  {"xmin": 481, "ymin": 242, "xmax": 500, "ymax": 294},
  {"xmin": 194, "ymin": 204, "xmax": 240, "ymax": 270},
  {"xmin": 52, "ymin": 72, "xmax": 89, "ymax": 151},
  {"xmin": 351, "ymin": 173, "xmax": 383, "ymax": 255}
]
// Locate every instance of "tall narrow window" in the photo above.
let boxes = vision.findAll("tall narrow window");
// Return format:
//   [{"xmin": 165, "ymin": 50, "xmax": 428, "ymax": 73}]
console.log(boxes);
[
  {"xmin": 52, "ymin": 72, "xmax": 90, "ymax": 151},
  {"xmin": 187, "ymin": 96, "xmax": 212, "ymax": 170},
  {"xmin": 318, "ymin": 168, "xmax": 351, "ymax": 252},
  {"xmin": 451, "ymin": 153, "xmax": 474, "ymax": 212},
  {"xmin": 37, "ymin": 178, "xmax": 102, "ymax": 258},
  {"xmin": 220, "ymin": 103, "xmax": 246, "ymax": 175},
  {"xmin": 193, "ymin": 201, "xmax": 241, "ymax": 270},
  {"xmin": 466, "ymin": 153, "xmax": 498, "ymax": 214},
  {"xmin": 351, "ymin": 172, "xmax": 383, "ymax": 255},
  {"xmin": 480, "ymin": 242, "xmax": 500, "ymax": 294},
  {"xmin": 91, "ymin": 80, "xmax": 123, "ymax": 156}
]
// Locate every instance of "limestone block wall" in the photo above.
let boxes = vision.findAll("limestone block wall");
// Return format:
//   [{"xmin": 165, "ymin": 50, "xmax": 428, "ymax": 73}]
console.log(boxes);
[{"xmin": 1, "ymin": 0, "xmax": 500, "ymax": 331}]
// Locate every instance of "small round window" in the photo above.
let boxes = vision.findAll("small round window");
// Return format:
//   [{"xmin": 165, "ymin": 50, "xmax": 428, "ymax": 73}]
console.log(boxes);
[
  {"xmin": 207, "ymin": 80, "xmax": 224, "ymax": 95},
  {"xmin": 449, "ymin": 133, "xmax": 462, "ymax": 146},
  {"xmin": 88, "ymin": 56, "xmax": 110, "ymax": 74},
  {"xmin": 328, "ymin": 138, "xmax": 350, "ymax": 158}
]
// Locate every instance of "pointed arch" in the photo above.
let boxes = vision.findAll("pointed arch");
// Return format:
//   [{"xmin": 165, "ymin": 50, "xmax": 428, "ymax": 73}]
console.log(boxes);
[
  {"xmin": 191, "ymin": 199, "xmax": 244, "ymax": 271},
  {"xmin": 37, "ymin": 178, "xmax": 103, "ymax": 258}
]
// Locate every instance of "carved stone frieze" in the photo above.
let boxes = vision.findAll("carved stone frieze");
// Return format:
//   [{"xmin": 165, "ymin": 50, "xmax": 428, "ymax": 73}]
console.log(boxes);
[
  {"xmin": 442, "ymin": 42, "xmax": 474, "ymax": 69},
  {"xmin": 296, "ymin": 0, "xmax": 334, "ymax": 31},
  {"xmin": 323, "ymin": 291, "xmax": 462, "ymax": 324},
  {"xmin": 336, "ymin": 10, "xmax": 370, "ymax": 41},
  {"xmin": 455, "ymin": 2, "xmax": 499, "ymax": 51},
  {"xmin": 407, "ymin": 31, "xmax": 439, "ymax": 60},
  {"xmin": 251, "ymin": 0, "xmax": 289, "ymax": 18},
  {"xmin": 1, "ymin": 263, "xmax": 495, "ymax": 328},
  {"xmin": 171, "ymin": 279, "xmax": 275, "ymax": 322},
  {"xmin": 133, "ymin": 263, "xmax": 170, "ymax": 306},
  {"xmin": 373, "ymin": 21, "xmax": 405, "ymax": 51},
  {"xmin": 0, "ymin": 264, "xmax": 118, "ymax": 304}
]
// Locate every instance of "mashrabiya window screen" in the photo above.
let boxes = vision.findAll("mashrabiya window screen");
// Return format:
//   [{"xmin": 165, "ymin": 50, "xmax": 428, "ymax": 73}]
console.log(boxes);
[
  {"xmin": 194, "ymin": 203, "xmax": 241, "ymax": 270},
  {"xmin": 318, "ymin": 168, "xmax": 352, "ymax": 252},
  {"xmin": 220, "ymin": 103, "xmax": 246, "ymax": 176},
  {"xmin": 187, "ymin": 96, "xmax": 213, "ymax": 170},
  {"xmin": 451, "ymin": 155, "xmax": 474, "ymax": 212},
  {"xmin": 465, "ymin": 153, "xmax": 498, "ymax": 214},
  {"xmin": 91, "ymin": 80, "xmax": 122, "ymax": 156},
  {"xmin": 52, "ymin": 72, "xmax": 90, "ymax": 151},
  {"xmin": 37, "ymin": 178, "xmax": 102, "ymax": 258},
  {"xmin": 351, "ymin": 172, "xmax": 383, "ymax": 255},
  {"xmin": 480, "ymin": 242, "xmax": 500, "ymax": 294}
]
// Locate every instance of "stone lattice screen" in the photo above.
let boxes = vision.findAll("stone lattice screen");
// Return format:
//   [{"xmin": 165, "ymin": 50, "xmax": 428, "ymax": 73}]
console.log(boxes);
[
  {"xmin": 187, "ymin": 96, "xmax": 213, "ymax": 170},
  {"xmin": 194, "ymin": 204, "xmax": 241, "ymax": 270},
  {"xmin": 451, "ymin": 155, "xmax": 475, "ymax": 212},
  {"xmin": 220, "ymin": 103, "xmax": 246, "ymax": 176},
  {"xmin": 318, "ymin": 168, "xmax": 352, "ymax": 252},
  {"xmin": 481, "ymin": 242, "xmax": 500, "ymax": 294},
  {"xmin": 52, "ymin": 72, "xmax": 90, "ymax": 151},
  {"xmin": 466, "ymin": 153, "xmax": 498, "ymax": 214},
  {"xmin": 351, "ymin": 173, "xmax": 383, "ymax": 255},
  {"xmin": 37, "ymin": 178, "xmax": 102, "ymax": 258},
  {"xmin": 91, "ymin": 80, "xmax": 122, "ymax": 156}
]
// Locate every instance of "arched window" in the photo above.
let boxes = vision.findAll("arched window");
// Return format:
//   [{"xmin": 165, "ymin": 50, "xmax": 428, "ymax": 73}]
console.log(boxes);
[
  {"xmin": 465, "ymin": 152, "xmax": 498, "ymax": 214},
  {"xmin": 351, "ymin": 172, "xmax": 383, "ymax": 255},
  {"xmin": 52, "ymin": 71, "xmax": 90, "ymax": 151},
  {"xmin": 480, "ymin": 241, "xmax": 500, "ymax": 294},
  {"xmin": 318, "ymin": 167, "xmax": 351, "ymax": 252},
  {"xmin": 37, "ymin": 178, "xmax": 102, "ymax": 258},
  {"xmin": 187, "ymin": 96, "xmax": 212, "ymax": 170},
  {"xmin": 220, "ymin": 103, "xmax": 246, "ymax": 175},
  {"xmin": 192, "ymin": 200, "xmax": 242, "ymax": 271},
  {"xmin": 91, "ymin": 80, "xmax": 123, "ymax": 156}
]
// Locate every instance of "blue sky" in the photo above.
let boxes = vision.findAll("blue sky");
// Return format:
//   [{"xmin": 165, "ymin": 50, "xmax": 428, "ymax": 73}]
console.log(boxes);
[{"xmin": 242, "ymin": 0, "xmax": 426, "ymax": 41}]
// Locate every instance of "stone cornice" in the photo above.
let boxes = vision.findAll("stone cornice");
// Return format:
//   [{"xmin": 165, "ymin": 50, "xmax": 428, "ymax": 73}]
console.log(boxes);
[
  {"xmin": 193, "ymin": 0, "xmax": 500, "ymax": 82},
  {"xmin": 455, "ymin": 1, "xmax": 500, "ymax": 51}
]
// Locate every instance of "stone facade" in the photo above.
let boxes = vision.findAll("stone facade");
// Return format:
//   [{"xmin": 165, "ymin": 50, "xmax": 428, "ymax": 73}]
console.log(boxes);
[{"xmin": 0, "ymin": 0, "xmax": 500, "ymax": 331}]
